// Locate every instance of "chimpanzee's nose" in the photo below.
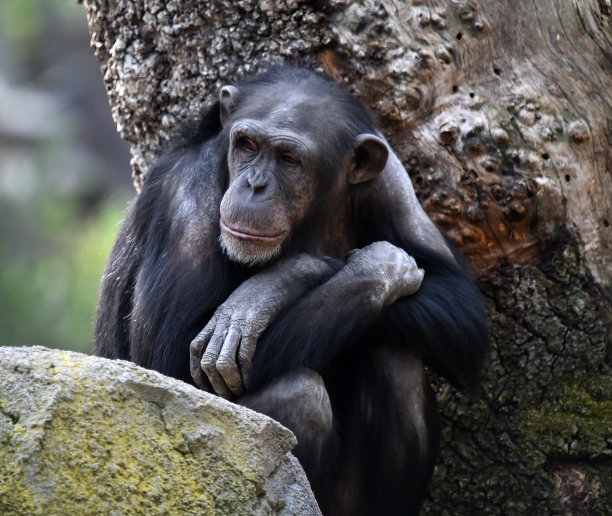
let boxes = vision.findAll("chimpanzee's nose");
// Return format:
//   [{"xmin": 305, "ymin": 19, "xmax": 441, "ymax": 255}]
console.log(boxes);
[{"xmin": 247, "ymin": 169, "xmax": 268, "ymax": 193}]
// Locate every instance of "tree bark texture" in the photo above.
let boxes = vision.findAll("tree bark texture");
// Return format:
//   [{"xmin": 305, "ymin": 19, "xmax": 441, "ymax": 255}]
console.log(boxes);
[{"xmin": 83, "ymin": 0, "xmax": 612, "ymax": 513}]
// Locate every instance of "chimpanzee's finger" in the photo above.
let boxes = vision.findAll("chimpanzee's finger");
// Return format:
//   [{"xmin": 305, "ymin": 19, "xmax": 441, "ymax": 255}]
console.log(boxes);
[
  {"xmin": 190, "ymin": 341, "xmax": 212, "ymax": 390},
  {"xmin": 201, "ymin": 323, "xmax": 233, "ymax": 399},
  {"xmin": 189, "ymin": 321, "xmax": 217, "ymax": 389},
  {"xmin": 398, "ymin": 267, "xmax": 425, "ymax": 298},
  {"xmin": 237, "ymin": 335, "xmax": 257, "ymax": 389},
  {"xmin": 216, "ymin": 327, "xmax": 244, "ymax": 397}
]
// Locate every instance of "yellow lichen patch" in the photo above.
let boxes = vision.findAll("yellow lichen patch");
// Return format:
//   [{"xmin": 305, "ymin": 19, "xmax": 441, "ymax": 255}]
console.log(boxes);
[{"xmin": 0, "ymin": 347, "xmax": 315, "ymax": 516}]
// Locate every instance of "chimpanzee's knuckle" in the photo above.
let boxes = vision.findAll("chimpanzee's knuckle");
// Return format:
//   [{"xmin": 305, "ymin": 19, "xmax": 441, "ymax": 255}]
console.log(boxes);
[
  {"xmin": 240, "ymin": 320, "xmax": 257, "ymax": 336},
  {"xmin": 391, "ymin": 251, "xmax": 405, "ymax": 265},
  {"xmin": 206, "ymin": 312, "xmax": 219, "ymax": 326},
  {"xmin": 403, "ymin": 258, "xmax": 416, "ymax": 272},
  {"xmin": 348, "ymin": 247, "xmax": 364, "ymax": 260},
  {"xmin": 201, "ymin": 352, "xmax": 217, "ymax": 370},
  {"xmin": 232, "ymin": 315, "xmax": 246, "ymax": 327},
  {"xmin": 217, "ymin": 354, "xmax": 235, "ymax": 368},
  {"xmin": 215, "ymin": 359, "xmax": 233, "ymax": 376},
  {"xmin": 237, "ymin": 345, "xmax": 254, "ymax": 364},
  {"xmin": 202, "ymin": 364, "xmax": 217, "ymax": 378},
  {"xmin": 189, "ymin": 339, "xmax": 201, "ymax": 354},
  {"xmin": 215, "ymin": 310, "xmax": 231, "ymax": 326},
  {"xmin": 218, "ymin": 363, "xmax": 237, "ymax": 380},
  {"xmin": 381, "ymin": 241, "xmax": 398, "ymax": 254},
  {"xmin": 396, "ymin": 247, "xmax": 409, "ymax": 259},
  {"xmin": 253, "ymin": 317, "xmax": 270, "ymax": 333},
  {"xmin": 215, "ymin": 310, "xmax": 229, "ymax": 324}
]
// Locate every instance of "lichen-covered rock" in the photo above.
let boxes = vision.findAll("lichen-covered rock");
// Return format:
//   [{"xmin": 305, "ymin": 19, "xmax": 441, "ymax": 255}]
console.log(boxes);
[{"xmin": 0, "ymin": 346, "xmax": 320, "ymax": 515}]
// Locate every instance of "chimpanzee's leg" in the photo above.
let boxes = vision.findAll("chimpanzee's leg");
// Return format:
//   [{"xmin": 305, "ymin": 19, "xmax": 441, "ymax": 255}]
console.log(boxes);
[
  {"xmin": 238, "ymin": 368, "xmax": 333, "ymax": 476},
  {"xmin": 238, "ymin": 348, "xmax": 439, "ymax": 516},
  {"xmin": 322, "ymin": 345, "xmax": 440, "ymax": 516}
]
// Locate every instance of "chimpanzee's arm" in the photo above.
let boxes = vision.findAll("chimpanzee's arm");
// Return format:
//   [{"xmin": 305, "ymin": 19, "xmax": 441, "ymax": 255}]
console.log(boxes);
[
  {"xmin": 248, "ymin": 239, "xmax": 488, "ymax": 393},
  {"xmin": 190, "ymin": 253, "xmax": 340, "ymax": 398},
  {"xmin": 94, "ymin": 206, "xmax": 142, "ymax": 360}
]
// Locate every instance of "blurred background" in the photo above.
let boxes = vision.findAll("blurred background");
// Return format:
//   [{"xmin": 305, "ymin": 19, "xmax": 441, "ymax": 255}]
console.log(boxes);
[{"xmin": 0, "ymin": 0, "xmax": 133, "ymax": 353}]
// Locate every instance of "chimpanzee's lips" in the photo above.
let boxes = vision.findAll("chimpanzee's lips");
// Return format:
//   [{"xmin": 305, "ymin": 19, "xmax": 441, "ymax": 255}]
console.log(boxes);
[{"xmin": 220, "ymin": 220, "xmax": 285, "ymax": 242}]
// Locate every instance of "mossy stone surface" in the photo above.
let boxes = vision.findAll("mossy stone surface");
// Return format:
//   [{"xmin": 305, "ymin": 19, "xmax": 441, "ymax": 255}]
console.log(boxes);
[{"xmin": 0, "ymin": 346, "xmax": 320, "ymax": 515}]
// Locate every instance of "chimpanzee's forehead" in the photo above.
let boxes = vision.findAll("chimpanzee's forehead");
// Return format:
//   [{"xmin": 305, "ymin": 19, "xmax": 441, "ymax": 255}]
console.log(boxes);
[{"xmin": 236, "ymin": 84, "xmax": 345, "ymax": 135}]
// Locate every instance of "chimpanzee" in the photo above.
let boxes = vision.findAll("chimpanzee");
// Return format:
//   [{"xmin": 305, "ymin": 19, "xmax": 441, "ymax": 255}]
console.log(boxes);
[{"xmin": 95, "ymin": 66, "xmax": 488, "ymax": 515}]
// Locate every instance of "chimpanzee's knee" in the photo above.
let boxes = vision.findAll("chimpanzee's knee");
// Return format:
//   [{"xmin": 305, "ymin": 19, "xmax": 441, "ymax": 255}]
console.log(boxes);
[{"xmin": 238, "ymin": 368, "xmax": 333, "ymax": 473}]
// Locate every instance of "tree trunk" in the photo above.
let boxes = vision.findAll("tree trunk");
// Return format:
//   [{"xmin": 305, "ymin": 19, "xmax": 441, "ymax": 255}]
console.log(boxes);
[{"xmin": 83, "ymin": 0, "xmax": 612, "ymax": 513}]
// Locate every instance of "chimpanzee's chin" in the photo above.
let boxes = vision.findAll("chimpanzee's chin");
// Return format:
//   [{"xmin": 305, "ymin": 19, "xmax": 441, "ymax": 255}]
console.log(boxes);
[{"xmin": 219, "ymin": 233, "xmax": 283, "ymax": 267}]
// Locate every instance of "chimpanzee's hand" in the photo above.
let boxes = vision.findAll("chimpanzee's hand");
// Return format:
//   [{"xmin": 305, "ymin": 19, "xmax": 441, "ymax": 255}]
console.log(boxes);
[
  {"xmin": 347, "ymin": 241, "xmax": 424, "ymax": 307},
  {"xmin": 190, "ymin": 254, "xmax": 334, "ymax": 399},
  {"xmin": 190, "ymin": 280, "xmax": 278, "ymax": 399}
]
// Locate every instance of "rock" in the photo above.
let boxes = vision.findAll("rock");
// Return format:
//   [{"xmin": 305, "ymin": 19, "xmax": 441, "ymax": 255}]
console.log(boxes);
[{"xmin": 0, "ymin": 346, "xmax": 320, "ymax": 515}]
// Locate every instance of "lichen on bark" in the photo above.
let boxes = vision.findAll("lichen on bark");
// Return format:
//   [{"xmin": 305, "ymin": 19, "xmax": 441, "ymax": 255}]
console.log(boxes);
[
  {"xmin": 425, "ymin": 236, "xmax": 611, "ymax": 514},
  {"xmin": 83, "ymin": 0, "xmax": 333, "ymax": 187}
]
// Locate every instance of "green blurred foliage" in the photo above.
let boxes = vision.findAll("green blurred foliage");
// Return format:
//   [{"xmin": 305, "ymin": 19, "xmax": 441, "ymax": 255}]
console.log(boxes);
[
  {"xmin": 0, "ymin": 0, "xmax": 132, "ymax": 353},
  {"xmin": 1, "ymin": 0, "xmax": 44, "ymax": 52},
  {"xmin": 1, "ymin": 0, "xmax": 83, "ymax": 45},
  {"xmin": 0, "ymin": 197, "xmax": 128, "ymax": 354}
]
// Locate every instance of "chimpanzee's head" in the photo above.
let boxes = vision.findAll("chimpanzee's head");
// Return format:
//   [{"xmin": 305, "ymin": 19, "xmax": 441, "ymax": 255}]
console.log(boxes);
[{"xmin": 217, "ymin": 68, "xmax": 389, "ymax": 266}]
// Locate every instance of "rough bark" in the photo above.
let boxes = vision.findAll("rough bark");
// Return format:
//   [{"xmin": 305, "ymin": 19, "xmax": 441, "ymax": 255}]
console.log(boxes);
[{"xmin": 82, "ymin": 0, "xmax": 612, "ymax": 513}]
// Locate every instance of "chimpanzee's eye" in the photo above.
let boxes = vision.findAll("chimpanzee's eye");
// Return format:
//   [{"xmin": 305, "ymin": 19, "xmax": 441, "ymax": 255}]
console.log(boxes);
[
  {"xmin": 281, "ymin": 153, "xmax": 300, "ymax": 165},
  {"xmin": 236, "ymin": 137, "xmax": 257, "ymax": 152}
]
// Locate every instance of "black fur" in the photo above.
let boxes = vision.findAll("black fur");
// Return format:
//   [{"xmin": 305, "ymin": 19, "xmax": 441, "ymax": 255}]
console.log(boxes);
[{"xmin": 95, "ymin": 67, "xmax": 489, "ymax": 515}]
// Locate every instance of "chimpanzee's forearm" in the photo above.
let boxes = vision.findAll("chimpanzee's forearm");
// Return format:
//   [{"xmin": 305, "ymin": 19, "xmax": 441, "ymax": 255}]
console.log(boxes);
[{"xmin": 248, "ymin": 241, "xmax": 424, "ymax": 390}]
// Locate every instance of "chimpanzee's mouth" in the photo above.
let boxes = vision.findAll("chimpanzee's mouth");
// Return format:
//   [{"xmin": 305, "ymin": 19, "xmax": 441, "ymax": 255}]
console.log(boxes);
[{"xmin": 220, "ymin": 220, "xmax": 285, "ymax": 242}]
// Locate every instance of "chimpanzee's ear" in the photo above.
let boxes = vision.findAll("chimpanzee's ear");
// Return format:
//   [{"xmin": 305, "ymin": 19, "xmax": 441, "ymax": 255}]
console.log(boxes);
[
  {"xmin": 219, "ymin": 85, "xmax": 240, "ymax": 126},
  {"xmin": 348, "ymin": 134, "xmax": 389, "ymax": 185}
]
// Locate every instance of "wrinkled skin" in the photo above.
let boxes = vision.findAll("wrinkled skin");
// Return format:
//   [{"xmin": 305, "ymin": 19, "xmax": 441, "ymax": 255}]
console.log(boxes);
[
  {"xmin": 190, "ymin": 253, "xmax": 335, "ymax": 397},
  {"xmin": 191, "ymin": 243, "xmax": 424, "ymax": 398},
  {"xmin": 218, "ymin": 118, "xmax": 318, "ymax": 265}
]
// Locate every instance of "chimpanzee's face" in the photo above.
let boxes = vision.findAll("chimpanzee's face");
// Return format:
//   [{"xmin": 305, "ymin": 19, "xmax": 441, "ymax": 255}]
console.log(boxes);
[
  {"xmin": 217, "ymin": 82, "xmax": 389, "ymax": 266},
  {"xmin": 219, "ymin": 113, "xmax": 319, "ymax": 266}
]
